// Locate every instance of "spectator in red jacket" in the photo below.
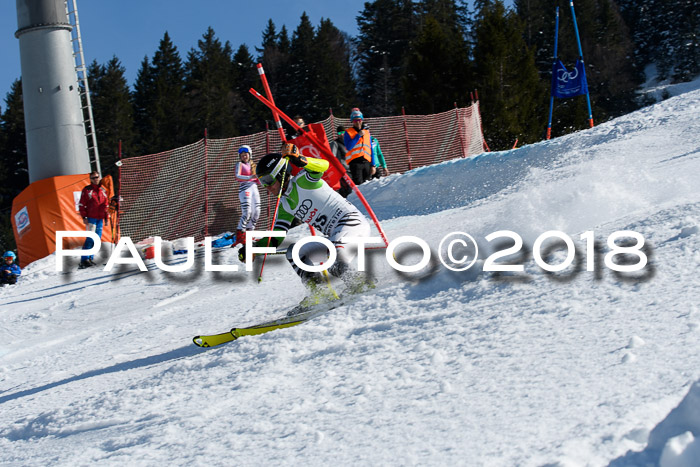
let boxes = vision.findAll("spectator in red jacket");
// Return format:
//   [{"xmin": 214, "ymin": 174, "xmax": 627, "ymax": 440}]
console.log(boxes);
[{"xmin": 77, "ymin": 171, "xmax": 109, "ymax": 269}]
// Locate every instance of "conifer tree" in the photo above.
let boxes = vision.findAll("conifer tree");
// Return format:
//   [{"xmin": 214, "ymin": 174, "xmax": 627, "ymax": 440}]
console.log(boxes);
[
  {"xmin": 257, "ymin": 21, "xmax": 292, "ymax": 116},
  {"xmin": 132, "ymin": 55, "xmax": 155, "ymax": 154},
  {"xmin": 184, "ymin": 27, "xmax": 238, "ymax": 140},
  {"xmin": 0, "ymin": 79, "xmax": 27, "ymax": 251},
  {"xmin": 152, "ymin": 32, "xmax": 187, "ymax": 149},
  {"xmin": 287, "ymin": 12, "xmax": 317, "ymax": 119},
  {"xmin": 356, "ymin": 0, "xmax": 418, "ymax": 116},
  {"xmin": 672, "ymin": 4, "xmax": 700, "ymax": 81},
  {"xmin": 0, "ymin": 102, "xmax": 5, "ymax": 194},
  {"xmin": 618, "ymin": 0, "xmax": 698, "ymax": 84},
  {"xmin": 402, "ymin": 0, "xmax": 474, "ymax": 113},
  {"xmin": 0, "ymin": 80, "xmax": 28, "ymax": 197},
  {"xmin": 616, "ymin": 0, "xmax": 652, "ymax": 70},
  {"xmin": 232, "ymin": 44, "xmax": 264, "ymax": 134},
  {"xmin": 660, "ymin": 0, "xmax": 699, "ymax": 82},
  {"xmin": 258, "ymin": 19, "xmax": 278, "ymax": 55},
  {"xmin": 514, "ymin": 0, "xmax": 557, "ymax": 72},
  {"xmin": 257, "ymin": 19, "xmax": 278, "ymax": 81},
  {"xmin": 310, "ymin": 19, "xmax": 357, "ymax": 118},
  {"xmin": 274, "ymin": 25, "xmax": 294, "ymax": 115},
  {"xmin": 132, "ymin": 32, "xmax": 187, "ymax": 154},
  {"xmin": 278, "ymin": 26, "xmax": 291, "ymax": 55},
  {"xmin": 0, "ymin": 111, "xmax": 8, "ymax": 252},
  {"xmin": 473, "ymin": 0, "xmax": 542, "ymax": 148},
  {"xmin": 87, "ymin": 57, "xmax": 136, "ymax": 175}
]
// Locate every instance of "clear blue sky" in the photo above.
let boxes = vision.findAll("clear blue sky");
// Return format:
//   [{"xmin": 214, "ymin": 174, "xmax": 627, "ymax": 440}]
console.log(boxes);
[{"xmin": 0, "ymin": 0, "xmax": 368, "ymax": 106}]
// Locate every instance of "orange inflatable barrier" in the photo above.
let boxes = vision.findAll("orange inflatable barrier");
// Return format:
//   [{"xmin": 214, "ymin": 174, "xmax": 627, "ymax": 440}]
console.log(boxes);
[{"xmin": 11, "ymin": 174, "xmax": 115, "ymax": 267}]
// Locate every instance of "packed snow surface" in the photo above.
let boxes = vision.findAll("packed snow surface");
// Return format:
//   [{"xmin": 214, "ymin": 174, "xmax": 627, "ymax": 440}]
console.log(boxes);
[{"xmin": 2, "ymin": 83, "xmax": 700, "ymax": 466}]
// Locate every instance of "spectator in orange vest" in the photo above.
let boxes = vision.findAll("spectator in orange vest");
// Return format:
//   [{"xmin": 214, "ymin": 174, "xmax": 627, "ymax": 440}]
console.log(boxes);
[{"xmin": 343, "ymin": 108, "xmax": 373, "ymax": 186}]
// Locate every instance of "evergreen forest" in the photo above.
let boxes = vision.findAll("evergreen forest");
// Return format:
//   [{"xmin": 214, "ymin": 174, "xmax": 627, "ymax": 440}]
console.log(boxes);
[{"xmin": 0, "ymin": 0, "xmax": 698, "ymax": 251}]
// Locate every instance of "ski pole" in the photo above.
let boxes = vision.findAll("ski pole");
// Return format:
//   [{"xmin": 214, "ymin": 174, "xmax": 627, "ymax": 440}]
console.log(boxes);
[{"xmin": 258, "ymin": 159, "xmax": 289, "ymax": 282}]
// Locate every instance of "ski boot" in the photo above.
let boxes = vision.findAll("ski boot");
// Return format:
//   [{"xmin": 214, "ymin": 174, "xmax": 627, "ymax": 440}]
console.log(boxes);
[
  {"xmin": 342, "ymin": 271, "xmax": 377, "ymax": 296},
  {"xmin": 230, "ymin": 230, "xmax": 247, "ymax": 248},
  {"xmin": 78, "ymin": 259, "xmax": 94, "ymax": 269},
  {"xmin": 287, "ymin": 276, "xmax": 338, "ymax": 316}
]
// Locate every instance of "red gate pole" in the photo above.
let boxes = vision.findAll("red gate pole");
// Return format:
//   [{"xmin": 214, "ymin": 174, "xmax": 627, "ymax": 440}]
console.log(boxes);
[
  {"xmin": 401, "ymin": 107, "xmax": 413, "ymax": 171},
  {"xmin": 257, "ymin": 63, "xmax": 287, "ymax": 144},
  {"xmin": 474, "ymin": 90, "xmax": 491, "ymax": 152},
  {"xmin": 455, "ymin": 102, "xmax": 467, "ymax": 159},
  {"xmin": 203, "ymin": 128, "xmax": 209, "ymax": 238},
  {"xmin": 249, "ymin": 88, "xmax": 389, "ymax": 248},
  {"xmin": 115, "ymin": 140, "xmax": 122, "ymax": 245}
]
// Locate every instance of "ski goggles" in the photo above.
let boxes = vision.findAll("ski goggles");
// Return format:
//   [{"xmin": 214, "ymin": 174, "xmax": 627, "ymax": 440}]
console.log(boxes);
[
  {"xmin": 258, "ymin": 158, "xmax": 288, "ymax": 187},
  {"xmin": 258, "ymin": 173, "xmax": 276, "ymax": 187}
]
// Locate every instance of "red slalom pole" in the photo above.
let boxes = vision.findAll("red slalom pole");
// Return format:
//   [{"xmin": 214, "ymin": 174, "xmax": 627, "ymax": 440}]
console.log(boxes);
[
  {"xmin": 401, "ymin": 107, "xmax": 413, "ymax": 171},
  {"xmin": 249, "ymin": 88, "xmax": 390, "ymax": 248},
  {"xmin": 256, "ymin": 63, "xmax": 287, "ymax": 144}
]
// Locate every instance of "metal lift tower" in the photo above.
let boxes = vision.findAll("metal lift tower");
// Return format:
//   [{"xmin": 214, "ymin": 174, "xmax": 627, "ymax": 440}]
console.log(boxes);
[{"xmin": 15, "ymin": 0, "xmax": 91, "ymax": 183}]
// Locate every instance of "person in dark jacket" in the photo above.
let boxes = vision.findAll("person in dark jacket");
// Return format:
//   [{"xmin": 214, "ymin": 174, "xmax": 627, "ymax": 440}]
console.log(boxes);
[
  {"xmin": 1, "ymin": 251, "xmax": 21, "ymax": 285},
  {"xmin": 330, "ymin": 125, "xmax": 352, "ymax": 198},
  {"xmin": 77, "ymin": 171, "xmax": 109, "ymax": 269}
]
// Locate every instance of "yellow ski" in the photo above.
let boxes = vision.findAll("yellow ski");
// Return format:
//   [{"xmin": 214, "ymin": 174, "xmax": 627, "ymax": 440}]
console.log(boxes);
[
  {"xmin": 193, "ymin": 331, "xmax": 237, "ymax": 347},
  {"xmin": 193, "ymin": 296, "xmax": 351, "ymax": 348}
]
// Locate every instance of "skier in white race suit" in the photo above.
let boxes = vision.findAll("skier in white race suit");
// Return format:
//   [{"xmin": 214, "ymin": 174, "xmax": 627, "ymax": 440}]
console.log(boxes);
[{"xmin": 238, "ymin": 143, "xmax": 375, "ymax": 309}]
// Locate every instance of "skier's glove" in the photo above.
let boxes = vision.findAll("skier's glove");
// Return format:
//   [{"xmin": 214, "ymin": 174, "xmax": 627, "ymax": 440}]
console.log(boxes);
[{"xmin": 282, "ymin": 143, "xmax": 307, "ymax": 168}]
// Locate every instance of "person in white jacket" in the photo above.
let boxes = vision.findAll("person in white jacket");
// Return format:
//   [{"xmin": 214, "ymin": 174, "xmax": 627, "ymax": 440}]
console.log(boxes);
[{"xmin": 233, "ymin": 145, "xmax": 261, "ymax": 246}]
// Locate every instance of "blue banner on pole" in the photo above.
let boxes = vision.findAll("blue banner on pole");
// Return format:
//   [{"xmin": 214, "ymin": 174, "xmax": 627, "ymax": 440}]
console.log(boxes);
[{"xmin": 551, "ymin": 60, "xmax": 589, "ymax": 99}]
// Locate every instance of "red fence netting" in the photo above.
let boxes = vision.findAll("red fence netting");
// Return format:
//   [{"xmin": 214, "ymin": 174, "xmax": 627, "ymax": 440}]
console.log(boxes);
[{"xmin": 119, "ymin": 102, "xmax": 485, "ymax": 243}]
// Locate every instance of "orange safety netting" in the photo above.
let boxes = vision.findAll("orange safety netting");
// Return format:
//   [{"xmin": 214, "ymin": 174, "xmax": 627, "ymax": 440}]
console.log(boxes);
[{"xmin": 118, "ymin": 103, "xmax": 485, "ymax": 243}]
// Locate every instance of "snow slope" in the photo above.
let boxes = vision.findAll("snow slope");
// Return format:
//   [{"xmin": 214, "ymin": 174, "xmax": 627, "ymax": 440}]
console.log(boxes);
[{"xmin": 1, "ymin": 82, "xmax": 699, "ymax": 466}]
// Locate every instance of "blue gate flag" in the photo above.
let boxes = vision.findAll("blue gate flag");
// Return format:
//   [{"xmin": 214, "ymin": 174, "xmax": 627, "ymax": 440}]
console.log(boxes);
[{"xmin": 551, "ymin": 60, "xmax": 589, "ymax": 98}]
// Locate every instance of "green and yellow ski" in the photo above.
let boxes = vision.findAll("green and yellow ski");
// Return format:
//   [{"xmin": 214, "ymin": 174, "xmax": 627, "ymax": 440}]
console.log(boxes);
[{"xmin": 192, "ymin": 298, "xmax": 347, "ymax": 348}]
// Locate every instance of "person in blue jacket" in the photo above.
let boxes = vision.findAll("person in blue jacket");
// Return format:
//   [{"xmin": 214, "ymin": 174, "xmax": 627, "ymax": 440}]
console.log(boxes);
[{"xmin": 1, "ymin": 251, "xmax": 21, "ymax": 285}]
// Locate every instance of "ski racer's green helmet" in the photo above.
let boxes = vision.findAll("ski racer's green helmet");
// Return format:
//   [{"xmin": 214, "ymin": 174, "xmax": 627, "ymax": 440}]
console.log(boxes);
[{"xmin": 256, "ymin": 153, "xmax": 291, "ymax": 187}]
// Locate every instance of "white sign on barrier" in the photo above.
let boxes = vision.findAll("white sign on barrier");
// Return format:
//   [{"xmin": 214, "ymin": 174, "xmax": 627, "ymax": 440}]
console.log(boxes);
[{"xmin": 15, "ymin": 206, "xmax": 30, "ymax": 235}]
